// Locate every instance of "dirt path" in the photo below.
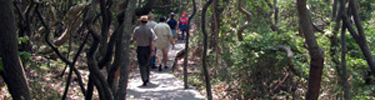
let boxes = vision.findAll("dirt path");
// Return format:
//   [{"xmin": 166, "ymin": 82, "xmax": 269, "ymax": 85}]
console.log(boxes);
[{"xmin": 126, "ymin": 41, "xmax": 205, "ymax": 100}]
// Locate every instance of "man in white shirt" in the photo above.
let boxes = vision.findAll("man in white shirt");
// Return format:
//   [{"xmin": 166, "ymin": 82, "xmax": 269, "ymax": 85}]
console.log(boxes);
[{"xmin": 153, "ymin": 16, "xmax": 175, "ymax": 71}]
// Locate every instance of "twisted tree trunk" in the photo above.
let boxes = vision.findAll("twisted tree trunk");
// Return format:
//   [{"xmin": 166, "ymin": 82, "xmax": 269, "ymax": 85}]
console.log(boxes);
[
  {"xmin": 348, "ymin": 0, "xmax": 375, "ymax": 77},
  {"xmin": 115, "ymin": 0, "xmax": 136, "ymax": 99},
  {"xmin": 201, "ymin": 0, "xmax": 213, "ymax": 99},
  {"xmin": 184, "ymin": 0, "xmax": 197, "ymax": 89},
  {"xmin": 297, "ymin": 0, "xmax": 325, "ymax": 99}
]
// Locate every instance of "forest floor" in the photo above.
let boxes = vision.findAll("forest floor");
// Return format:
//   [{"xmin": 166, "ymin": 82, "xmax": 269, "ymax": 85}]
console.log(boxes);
[
  {"xmin": 0, "ymin": 38, "xmax": 209, "ymax": 100},
  {"xmin": 0, "ymin": 42, "xmax": 207, "ymax": 100}
]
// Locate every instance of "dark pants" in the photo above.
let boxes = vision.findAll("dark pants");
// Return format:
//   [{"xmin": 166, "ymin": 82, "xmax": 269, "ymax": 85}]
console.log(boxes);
[
  {"xmin": 179, "ymin": 25, "xmax": 187, "ymax": 40},
  {"xmin": 150, "ymin": 47, "xmax": 157, "ymax": 67},
  {"xmin": 136, "ymin": 46, "xmax": 151, "ymax": 83}
]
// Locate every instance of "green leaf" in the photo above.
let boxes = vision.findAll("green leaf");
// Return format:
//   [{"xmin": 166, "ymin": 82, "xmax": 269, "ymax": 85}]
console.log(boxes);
[
  {"xmin": 19, "ymin": 51, "xmax": 31, "ymax": 63},
  {"xmin": 17, "ymin": 36, "xmax": 29, "ymax": 44}
]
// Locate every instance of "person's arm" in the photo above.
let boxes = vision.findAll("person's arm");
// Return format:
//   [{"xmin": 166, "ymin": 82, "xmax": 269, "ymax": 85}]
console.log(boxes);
[
  {"xmin": 132, "ymin": 28, "xmax": 137, "ymax": 44},
  {"xmin": 168, "ymin": 27, "xmax": 175, "ymax": 47},
  {"xmin": 150, "ymin": 29, "xmax": 157, "ymax": 56},
  {"xmin": 150, "ymin": 41, "xmax": 155, "ymax": 56},
  {"xmin": 175, "ymin": 20, "xmax": 179, "ymax": 31},
  {"xmin": 151, "ymin": 29, "xmax": 156, "ymax": 50}
]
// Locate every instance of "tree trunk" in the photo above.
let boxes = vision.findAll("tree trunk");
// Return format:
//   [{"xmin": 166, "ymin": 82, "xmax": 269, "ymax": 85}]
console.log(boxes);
[
  {"xmin": 331, "ymin": 0, "xmax": 338, "ymax": 20},
  {"xmin": 85, "ymin": 0, "xmax": 114, "ymax": 99},
  {"xmin": 201, "ymin": 0, "xmax": 213, "ymax": 100},
  {"xmin": 184, "ymin": 0, "xmax": 197, "ymax": 89},
  {"xmin": 98, "ymin": 0, "xmax": 111, "ymax": 66},
  {"xmin": 329, "ymin": 0, "xmax": 345, "ymax": 97},
  {"xmin": 115, "ymin": 0, "xmax": 136, "ymax": 99},
  {"xmin": 297, "ymin": 0, "xmax": 325, "ymax": 99},
  {"xmin": 336, "ymin": 0, "xmax": 351, "ymax": 99},
  {"xmin": 340, "ymin": 20, "xmax": 350, "ymax": 100},
  {"xmin": 211, "ymin": 0, "xmax": 219, "ymax": 66},
  {"xmin": 348, "ymin": 0, "xmax": 375, "ymax": 76},
  {"xmin": 0, "ymin": 0, "xmax": 32, "ymax": 99}
]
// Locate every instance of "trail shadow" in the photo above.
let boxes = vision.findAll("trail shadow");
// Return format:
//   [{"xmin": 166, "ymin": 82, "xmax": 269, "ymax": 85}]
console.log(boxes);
[
  {"xmin": 127, "ymin": 42, "xmax": 205, "ymax": 100},
  {"xmin": 137, "ymin": 82, "xmax": 159, "ymax": 88},
  {"xmin": 127, "ymin": 88, "xmax": 205, "ymax": 100}
]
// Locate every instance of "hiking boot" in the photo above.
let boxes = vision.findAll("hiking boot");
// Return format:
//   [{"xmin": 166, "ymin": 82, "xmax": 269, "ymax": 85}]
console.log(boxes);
[
  {"xmin": 142, "ymin": 82, "xmax": 147, "ymax": 86},
  {"xmin": 151, "ymin": 65, "xmax": 157, "ymax": 69},
  {"xmin": 159, "ymin": 64, "xmax": 162, "ymax": 71}
]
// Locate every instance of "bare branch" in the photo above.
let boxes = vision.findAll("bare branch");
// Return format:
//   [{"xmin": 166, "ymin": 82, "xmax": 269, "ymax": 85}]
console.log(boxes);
[
  {"xmin": 36, "ymin": 4, "xmax": 72, "ymax": 65},
  {"xmin": 269, "ymin": 73, "xmax": 289, "ymax": 94}
]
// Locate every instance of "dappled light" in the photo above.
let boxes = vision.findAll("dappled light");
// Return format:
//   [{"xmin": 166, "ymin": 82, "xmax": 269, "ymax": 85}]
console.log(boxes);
[{"xmin": 1, "ymin": 0, "xmax": 375, "ymax": 100}]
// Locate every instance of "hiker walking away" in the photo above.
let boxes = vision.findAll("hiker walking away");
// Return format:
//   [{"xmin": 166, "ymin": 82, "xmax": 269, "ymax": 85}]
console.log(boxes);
[
  {"xmin": 147, "ymin": 14, "xmax": 158, "ymax": 69},
  {"xmin": 167, "ymin": 12, "xmax": 178, "ymax": 41},
  {"xmin": 132, "ymin": 15, "xmax": 157, "ymax": 86},
  {"xmin": 154, "ymin": 16, "xmax": 175, "ymax": 71},
  {"xmin": 179, "ymin": 12, "xmax": 188, "ymax": 40}
]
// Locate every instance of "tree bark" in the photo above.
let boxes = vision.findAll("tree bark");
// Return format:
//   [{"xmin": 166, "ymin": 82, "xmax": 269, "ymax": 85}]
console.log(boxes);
[
  {"xmin": 340, "ymin": 20, "xmax": 350, "ymax": 100},
  {"xmin": 329, "ymin": 0, "xmax": 344, "ymax": 94},
  {"xmin": 184, "ymin": 0, "xmax": 197, "ymax": 89},
  {"xmin": 331, "ymin": 0, "xmax": 338, "ymax": 20},
  {"xmin": 115, "ymin": 0, "xmax": 136, "ymax": 99},
  {"xmin": 211, "ymin": 0, "xmax": 219, "ymax": 66},
  {"xmin": 297, "ymin": 0, "xmax": 325, "ymax": 100},
  {"xmin": 0, "ymin": 0, "xmax": 32, "ymax": 99},
  {"xmin": 98, "ymin": 0, "xmax": 112, "ymax": 65},
  {"xmin": 85, "ymin": 0, "xmax": 114, "ymax": 99},
  {"xmin": 14, "ymin": 2, "xmax": 32, "ymax": 52},
  {"xmin": 336, "ymin": 0, "xmax": 350, "ymax": 99},
  {"xmin": 348, "ymin": 0, "xmax": 375, "ymax": 76},
  {"xmin": 201, "ymin": 0, "xmax": 213, "ymax": 100}
]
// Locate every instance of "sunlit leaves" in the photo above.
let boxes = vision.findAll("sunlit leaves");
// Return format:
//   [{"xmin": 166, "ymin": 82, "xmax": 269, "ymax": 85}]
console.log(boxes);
[{"xmin": 18, "ymin": 36, "xmax": 29, "ymax": 44}]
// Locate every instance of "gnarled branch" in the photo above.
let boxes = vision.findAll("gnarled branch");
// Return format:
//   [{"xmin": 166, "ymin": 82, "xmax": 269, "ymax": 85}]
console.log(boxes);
[
  {"xmin": 201, "ymin": 0, "xmax": 213, "ymax": 99},
  {"xmin": 36, "ymin": 3, "xmax": 86, "ymax": 99},
  {"xmin": 183, "ymin": 0, "xmax": 197, "ymax": 89},
  {"xmin": 237, "ymin": 0, "xmax": 253, "ymax": 41}
]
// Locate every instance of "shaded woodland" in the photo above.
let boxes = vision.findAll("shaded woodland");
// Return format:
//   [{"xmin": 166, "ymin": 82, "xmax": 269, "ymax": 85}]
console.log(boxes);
[{"xmin": 1, "ymin": 0, "xmax": 375, "ymax": 99}]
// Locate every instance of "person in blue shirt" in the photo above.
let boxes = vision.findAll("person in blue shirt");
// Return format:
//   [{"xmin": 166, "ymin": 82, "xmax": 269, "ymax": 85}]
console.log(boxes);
[{"xmin": 167, "ymin": 12, "xmax": 178, "ymax": 41}]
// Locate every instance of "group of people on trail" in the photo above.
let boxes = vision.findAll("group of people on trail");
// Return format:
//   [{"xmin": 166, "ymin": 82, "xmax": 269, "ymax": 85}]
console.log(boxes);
[{"xmin": 132, "ymin": 12, "xmax": 189, "ymax": 86}]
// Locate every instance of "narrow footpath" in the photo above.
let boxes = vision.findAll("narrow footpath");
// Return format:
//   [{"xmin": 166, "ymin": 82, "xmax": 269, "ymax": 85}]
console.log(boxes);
[{"xmin": 126, "ymin": 41, "xmax": 205, "ymax": 100}]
